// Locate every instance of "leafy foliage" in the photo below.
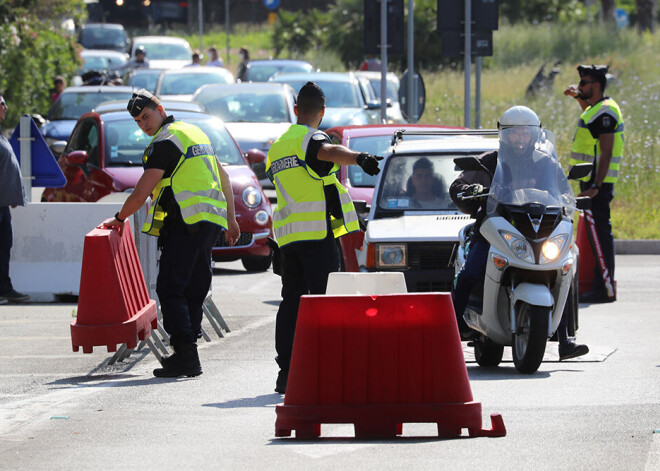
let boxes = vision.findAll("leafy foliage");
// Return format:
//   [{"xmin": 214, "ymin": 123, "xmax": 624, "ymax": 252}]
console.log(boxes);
[
  {"xmin": 271, "ymin": 8, "xmax": 328, "ymax": 58},
  {"xmin": 0, "ymin": 0, "xmax": 85, "ymax": 128}
]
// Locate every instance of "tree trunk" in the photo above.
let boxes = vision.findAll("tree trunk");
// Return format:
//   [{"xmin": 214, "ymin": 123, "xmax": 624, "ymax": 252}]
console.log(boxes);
[
  {"xmin": 601, "ymin": 0, "xmax": 616, "ymax": 22},
  {"xmin": 636, "ymin": 0, "xmax": 658, "ymax": 33}
]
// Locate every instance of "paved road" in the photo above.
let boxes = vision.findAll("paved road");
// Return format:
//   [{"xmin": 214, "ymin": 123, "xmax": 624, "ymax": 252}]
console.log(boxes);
[{"xmin": 1, "ymin": 255, "xmax": 659, "ymax": 470}]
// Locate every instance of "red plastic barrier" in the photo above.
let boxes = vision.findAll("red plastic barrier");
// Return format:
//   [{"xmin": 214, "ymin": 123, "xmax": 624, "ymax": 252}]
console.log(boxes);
[
  {"xmin": 71, "ymin": 221, "xmax": 157, "ymax": 353},
  {"xmin": 275, "ymin": 293, "xmax": 506, "ymax": 439},
  {"xmin": 576, "ymin": 214, "xmax": 595, "ymax": 294}
]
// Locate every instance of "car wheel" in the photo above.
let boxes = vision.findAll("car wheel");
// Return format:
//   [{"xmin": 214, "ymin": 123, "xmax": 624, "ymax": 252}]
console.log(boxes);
[{"xmin": 241, "ymin": 254, "xmax": 272, "ymax": 272}]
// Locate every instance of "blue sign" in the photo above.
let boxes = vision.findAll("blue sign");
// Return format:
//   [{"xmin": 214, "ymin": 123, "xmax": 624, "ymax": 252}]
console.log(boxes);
[
  {"xmin": 9, "ymin": 116, "xmax": 66, "ymax": 187},
  {"xmin": 615, "ymin": 9, "xmax": 629, "ymax": 30},
  {"xmin": 263, "ymin": 0, "xmax": 280, "ymax": 10}
]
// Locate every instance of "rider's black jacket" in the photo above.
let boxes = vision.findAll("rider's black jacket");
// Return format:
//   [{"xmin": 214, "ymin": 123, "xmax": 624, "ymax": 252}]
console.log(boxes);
[{"xmin": 450, "ymin": 150, "xmax": 498, "ymax": 233}]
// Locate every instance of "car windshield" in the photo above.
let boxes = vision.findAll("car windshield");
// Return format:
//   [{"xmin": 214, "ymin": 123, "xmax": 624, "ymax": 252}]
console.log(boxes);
[
  {"xmin": 81, "ymin": 55, "xmax": 127, "ymax": 74},
  {"xmin": 367, "ymin": 78, "xmax": 399, "ymax": 101},
  {"xmin": 246, "ymin": 64, "xmax": 311, "ymax": 82},
  {"xmin": 105, "ymin": 117, "xmax": 245, "ymax": 167},
  {"xmin": 159, "ymin": 71, "xmax": 232, "ymax": 95},
  {"xmin": 277, "ymin": 79, "xmax": 359, "ymax": 107},
  {"xmin": 80, "ymin": 28, "xmax": 127, "ymax": 50},
  {"xmin": 377, "ymin": 154, "xmax": 464, "ymax": 211},
  {"xmin": 48, "ymin": 91, "xmax": 134, "ymax": 120},
  {"xmin": 137, "ymin": 42, "xmax": 190, "ymax": 60},
  {"xmin": 487, "ymin": 130, "xmax": 575, "ymax": 216},
  {"xmin": 196, "ymin": 89, "xmax": 290, "ymax": 123},
  {"xmin": 127, "ymin": 70, "xmax": 161, "ymax": 93}
]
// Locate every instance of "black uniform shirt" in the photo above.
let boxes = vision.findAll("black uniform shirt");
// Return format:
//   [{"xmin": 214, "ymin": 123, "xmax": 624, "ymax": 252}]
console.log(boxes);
[
  {"xmin": 586, "ymin": 97, "xmax": 619, "ymax": 138},
  {"xmin": 305, "ymin": 130, "xmax": 342, "ymax": 220}
]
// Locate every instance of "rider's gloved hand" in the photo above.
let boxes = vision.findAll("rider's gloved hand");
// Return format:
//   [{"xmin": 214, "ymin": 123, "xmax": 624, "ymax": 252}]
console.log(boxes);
[
  {"xmin": 356, "ymin": 152, "xmax": 383, "ymax": 176},
  {"xmin": 466, "ymin": 183, "xmax": 484, "ymax": 196}
]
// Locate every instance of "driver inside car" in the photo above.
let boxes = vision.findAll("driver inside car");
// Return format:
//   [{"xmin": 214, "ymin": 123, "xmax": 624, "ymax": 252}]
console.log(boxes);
[{"xmin": 450, "ymin": 105, "xmax": 589, "ymax": 361}]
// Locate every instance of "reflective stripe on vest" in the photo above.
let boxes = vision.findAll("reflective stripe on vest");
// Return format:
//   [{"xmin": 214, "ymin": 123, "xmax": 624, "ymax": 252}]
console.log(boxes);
[
  {"xmin": 266, "ymin": 124, "xmax": 359, "ymax": 247},
  {"xmin": 569, "ymin": 98, "xmax": 624, "ymax": 183},
  {"xmin": 141, "ymin": 121, "xmax": 227, "ymax": 236}
]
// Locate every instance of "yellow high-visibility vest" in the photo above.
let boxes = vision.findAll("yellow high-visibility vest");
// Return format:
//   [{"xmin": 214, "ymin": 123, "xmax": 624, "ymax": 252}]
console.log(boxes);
[
  {"xmin": 266, "ymin": 124, "xmax": 359, "ymax": 247},
  {"xmin": 141, "ymin": 121, "xmax": 227, "ymax": 236},
  {"xmin": 569, "ymin": 98, "xmax": 624, "ymax": 183}
]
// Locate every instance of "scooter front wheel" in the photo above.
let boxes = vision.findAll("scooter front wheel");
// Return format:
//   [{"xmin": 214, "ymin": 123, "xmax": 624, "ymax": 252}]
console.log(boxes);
[{"xmin": 512, "ymin": 303, "xmax": 549, "ymax": 374}]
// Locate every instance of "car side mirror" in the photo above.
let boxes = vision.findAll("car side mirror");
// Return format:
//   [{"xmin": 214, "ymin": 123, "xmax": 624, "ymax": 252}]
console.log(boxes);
[
  {"xmin": 365, "ymin": 101, "xmax": 381, "ymax": 110},
  {"xmin": 567, "ymin": 163, "xmax": 593, "ymax": 180},
  {"xmin": 576, "ymin": 196, "xmax": 591, "ymax": 211},
  {"xmin": 246, "ymin": 148, "xmax": 267, "ymax": 180},
  {"xmin": 66, "ymin": 150, "xmax": 89, "ymax": 166}
]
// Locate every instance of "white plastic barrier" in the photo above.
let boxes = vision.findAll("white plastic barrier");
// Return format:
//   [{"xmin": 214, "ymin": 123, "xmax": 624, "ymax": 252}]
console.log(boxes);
[
  {"xmin": 325, "ymin": 272, "xmax": 408, "ymax": 295},
  {"xmin": 9, "ymin": 203, "xmax": 129, "ymax": 302}
]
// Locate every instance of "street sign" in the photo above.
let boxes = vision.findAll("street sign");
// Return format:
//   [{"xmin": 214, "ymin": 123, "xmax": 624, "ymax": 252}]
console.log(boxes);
[
  {"xmin": 441, "ymin": 30, "xmax": 493, "ymax": 57},
  {"xmin": 9, "ymin": 116, "xmax": 66, "ymax": 187},
  {"xmin": 399, "ymin": 69, "xmax": 426, "ymax": 123},
  {"xmin": 364, "ymin": 0, "xmax": 405, "ymax": 55},
  {"xmin": 437, "ymin": 0, "xmax": 499, "ymax": 31},
  {"xmin": 263, "ymin": 0, "xmax": 280, "ymax": 10}
]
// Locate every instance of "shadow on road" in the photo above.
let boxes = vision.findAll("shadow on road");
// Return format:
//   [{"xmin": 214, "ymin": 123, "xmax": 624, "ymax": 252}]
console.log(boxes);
[{"xmin": 203, "ymin": 393, "xmax": 283, "ymax": 409}]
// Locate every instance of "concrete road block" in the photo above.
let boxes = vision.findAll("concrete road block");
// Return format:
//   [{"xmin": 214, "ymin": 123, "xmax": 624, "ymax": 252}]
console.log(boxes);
[{"xmin": 9, "ymin": 203, "xmax": 126, "ymax": 302}]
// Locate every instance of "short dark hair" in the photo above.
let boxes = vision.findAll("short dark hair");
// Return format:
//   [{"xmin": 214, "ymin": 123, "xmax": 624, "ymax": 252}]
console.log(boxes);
[
  {"xmin": 296, "ymin": 81, "xmax": 325, "ymax": 114},
  {"xmin": 127, "ymin": 88, "xmax": 160, "ymax": 117},
  {"xmin": 413, "ymin": 157, "xmax": 433, "ymax": 172}
]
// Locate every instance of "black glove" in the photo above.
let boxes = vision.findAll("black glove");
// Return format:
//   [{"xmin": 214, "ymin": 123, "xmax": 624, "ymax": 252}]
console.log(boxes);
[
  {"xmin": 466, "ymin": 183, "xmax": 484, "ymax": 196},
  {"xmin": 356, "ymin": 152, "xmax": 383, "ymax": 176}
]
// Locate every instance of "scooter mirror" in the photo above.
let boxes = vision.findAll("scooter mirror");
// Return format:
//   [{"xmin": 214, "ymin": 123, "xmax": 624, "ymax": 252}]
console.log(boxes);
[
  {"xmin": 454, "ymin": 156, "xmax": 482, "ymax": 172},
  {"xmin": 567, "ymin": 163, "xmax": 593, "ymax": 180}
]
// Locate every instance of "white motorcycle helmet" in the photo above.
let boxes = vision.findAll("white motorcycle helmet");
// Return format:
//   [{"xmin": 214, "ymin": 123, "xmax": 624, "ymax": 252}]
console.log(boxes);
[{"xmin": 497, "ymin": 106, "xmax": 542, "ymax": 155}]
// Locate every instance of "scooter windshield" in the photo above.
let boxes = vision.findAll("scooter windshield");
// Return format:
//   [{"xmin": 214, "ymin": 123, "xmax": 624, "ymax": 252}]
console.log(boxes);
[{"xmin": 487, "ymin": 132, "xmax": 575, "ymax": 215}]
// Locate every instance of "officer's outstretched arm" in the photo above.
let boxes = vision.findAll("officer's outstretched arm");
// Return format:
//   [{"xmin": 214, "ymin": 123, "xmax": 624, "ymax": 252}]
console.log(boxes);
[
  {"xmin": 317, "ymin": 143, "xmax": 360, "ymax": 166},
  {"xmin": 216, "ymin": 160, "xmax": 240, "ymax": 246}
]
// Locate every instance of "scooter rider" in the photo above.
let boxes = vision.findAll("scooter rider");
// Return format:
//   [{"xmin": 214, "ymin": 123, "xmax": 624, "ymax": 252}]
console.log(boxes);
[{"xmin": 450, "ymin": 105, "xmax": 589, "ymax": 361}]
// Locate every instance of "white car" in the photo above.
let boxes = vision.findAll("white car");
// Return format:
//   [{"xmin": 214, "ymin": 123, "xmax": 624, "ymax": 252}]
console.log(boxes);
[
  {"xmin": 356, "ymin": 131, "xmax": 499, "ymax": 292},
  {"xmin": 355, "ymin": 71, "xmax": 406, "ymax": 124},
  {"xmin": 130, "ymin": 36, "xmax": 193, "ymax": 69},
  {"xmin": 154, "ymin": 67, "xmax": 234, "ymax": 100}
]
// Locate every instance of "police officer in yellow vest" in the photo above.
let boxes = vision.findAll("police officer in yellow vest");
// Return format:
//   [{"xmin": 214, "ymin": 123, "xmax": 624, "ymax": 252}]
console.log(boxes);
[
  {"xmin": 103, "ymin": 89, "xmax": 240, "ymax": 377},
  {"xmin": 564, "ymin": 65, "xmax": 623, "ymax": 304},
  {"xmin": 267, "ymin": 82, "xmax": 382, "ymax": 393}
]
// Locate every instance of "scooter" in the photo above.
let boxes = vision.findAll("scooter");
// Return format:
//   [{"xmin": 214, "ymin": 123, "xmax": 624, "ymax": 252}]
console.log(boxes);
[{"xmin": 454, "ymin": 134, "xmax": 591, "ymax": 374}]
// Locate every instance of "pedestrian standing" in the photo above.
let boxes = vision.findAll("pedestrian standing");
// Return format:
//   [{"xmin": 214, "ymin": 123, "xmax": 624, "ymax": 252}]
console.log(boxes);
[
  {"xmin": 564, "ymin": 64, "xmax": 623, "ymax": 304},
  {"xmin": 236, "ymin": 47, "xmax": 249, "ymax": 82},
  {"xmin": 206, "ymin": 47, "xmax": 224, "ymax": 67},
  {"xmin": 0, "ymin": 92, "xmax": 29, "ymax": 304},
  {"xmin": 266, "ymin": 82, "xmax": 383, "ymax": 393},
  {"xmin": 103, "ymin": 89, "xmax": 240, "ymax": 377},
  {"xmin": 51, "ymin": 76, "xmax": 66, "ymax": 103}
]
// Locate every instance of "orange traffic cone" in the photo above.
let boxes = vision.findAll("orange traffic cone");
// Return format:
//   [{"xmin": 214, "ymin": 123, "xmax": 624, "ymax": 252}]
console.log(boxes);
[
  {"xmin": 275, "ymin": 293, "xmax": 505, "ymax": 439},
  {"xmin": 71, "ymin": 221, "xmax": 157, "ymax": 353}
]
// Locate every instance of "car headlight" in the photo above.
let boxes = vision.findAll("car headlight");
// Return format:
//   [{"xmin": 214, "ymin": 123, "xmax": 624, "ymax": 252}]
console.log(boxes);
[
  {"xmin": 540, "ymin": 234, "xmax": 569, "ymax": 264},
  {"xmin": 376, "ymin": 243, "xmax": 407, "ymax": 268},
  {"xmin": 500, "ymin": 230, "xmax": 534, "ymax": 264},
  {"xmin": 242, "ymin": 186, "xmax": 262, "ymax": 209}
]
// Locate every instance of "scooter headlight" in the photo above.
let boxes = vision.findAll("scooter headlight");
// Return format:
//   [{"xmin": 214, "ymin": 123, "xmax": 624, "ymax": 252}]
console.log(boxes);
[
  {"xmin": 540, "ymin": 234, "xmax": 569, "ymax": 264},
  {"xmin": 500, "ymin": 231, "xmax": 534, "ymax": 264}
]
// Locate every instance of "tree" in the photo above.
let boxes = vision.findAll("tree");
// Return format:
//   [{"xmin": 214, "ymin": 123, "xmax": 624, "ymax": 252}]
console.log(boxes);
[
  {"xmin": 601, "ymin": 0, "xmax": 616, "ymax": 22},
  {"xmin": 636, "ymin": 0, "xmax": 658, "ymax": 32},
  {"xmin": 0, "ymin": 0, "xmax": 85, "ymax": 128}
]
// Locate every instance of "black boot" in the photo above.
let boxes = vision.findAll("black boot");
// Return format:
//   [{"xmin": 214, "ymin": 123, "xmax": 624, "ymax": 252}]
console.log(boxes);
[
  {"xmin": 275, "ymin": 369, "xmax": 288, "ymax": 394},
  {"xmin": 559, "ymin": 339, "xmax": 589, "ymax": 361},
  {"xmin": 153, "ymin": 343, "xmax": 202, "ymax": 378}
]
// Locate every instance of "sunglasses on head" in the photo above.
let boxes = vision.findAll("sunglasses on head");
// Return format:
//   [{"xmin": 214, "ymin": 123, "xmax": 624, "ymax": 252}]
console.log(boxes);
[{"xmin": 579, "ymin": 79, "xmax": 596, "ymax": 86}]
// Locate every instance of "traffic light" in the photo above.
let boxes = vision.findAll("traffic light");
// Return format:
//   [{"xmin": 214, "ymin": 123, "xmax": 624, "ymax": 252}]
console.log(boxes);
[{"xmin": 364, "ymin": 0, "xmax": 405, "ymax": 55}]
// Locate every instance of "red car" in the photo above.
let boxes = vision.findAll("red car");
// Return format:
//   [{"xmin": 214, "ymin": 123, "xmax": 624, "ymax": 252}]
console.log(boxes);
[
  {"xmin": 42, "ymin": 102, "xmax": 274, "ymax": 272},
  {"xmin": 325, "ymin": 124, "xmax": 465, "ymax": 271}
]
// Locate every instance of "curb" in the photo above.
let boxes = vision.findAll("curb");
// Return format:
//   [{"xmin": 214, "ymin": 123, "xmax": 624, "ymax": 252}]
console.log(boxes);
[{"xmin": 615, "ymin": 239, "xmax": 660, "ymax": 255}]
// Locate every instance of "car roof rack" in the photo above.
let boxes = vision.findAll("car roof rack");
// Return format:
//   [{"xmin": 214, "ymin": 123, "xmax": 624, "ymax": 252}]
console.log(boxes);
[{"xmin": 391, "ymin": 128, "xmax": 499, "ymax": 147}]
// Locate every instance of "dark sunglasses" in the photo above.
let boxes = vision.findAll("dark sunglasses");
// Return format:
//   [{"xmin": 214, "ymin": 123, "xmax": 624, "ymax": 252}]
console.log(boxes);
[
  {"xmin": 579, "ymin": 79, "xmax": 596, "ymax": 86},
  {"xmin": 0, "ymin": 100, "xmax": 6, "ymax": 106}
]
